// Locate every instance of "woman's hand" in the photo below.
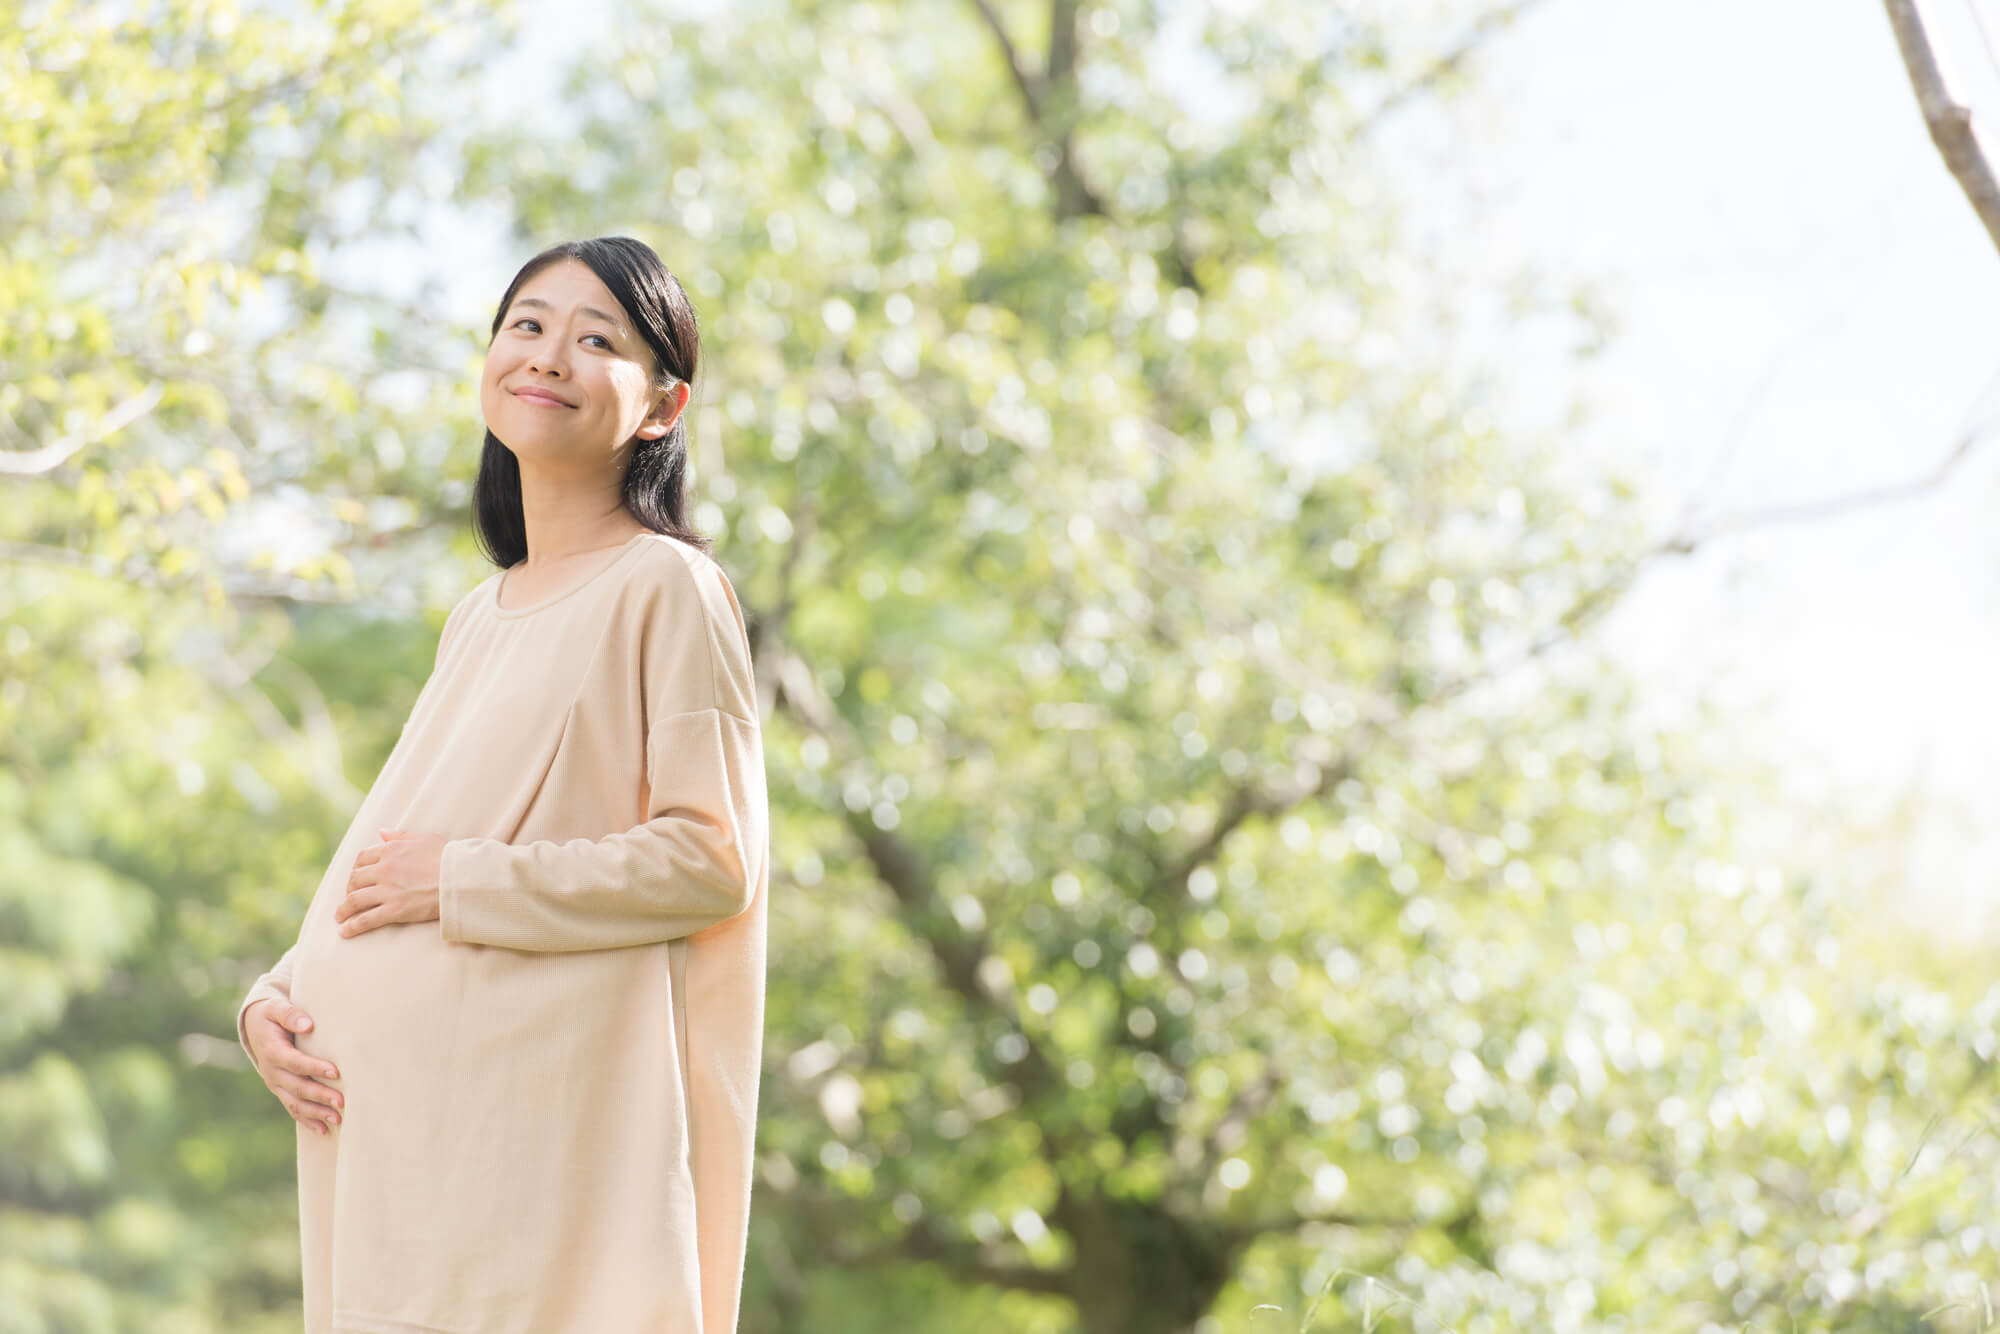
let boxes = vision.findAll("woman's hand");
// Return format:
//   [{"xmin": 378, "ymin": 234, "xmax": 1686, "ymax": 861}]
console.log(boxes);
[
  {"xmin": 337, "ymin": 828, "xmax": 445, "ymax": 937},
  {"xmin": 246, "ymin": 999, "xmax": 343, "ymax": 1135}
]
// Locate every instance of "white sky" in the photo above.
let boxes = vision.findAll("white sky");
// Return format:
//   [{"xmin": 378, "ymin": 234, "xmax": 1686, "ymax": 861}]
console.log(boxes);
[{"xmin": 1380, "ymin": 0, "xmax": 2000, "ymax": 937}]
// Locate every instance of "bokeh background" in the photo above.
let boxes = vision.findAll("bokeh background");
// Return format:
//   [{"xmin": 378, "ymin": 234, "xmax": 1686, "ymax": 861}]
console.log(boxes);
[{"xmin": 8, "ymin": 0, "xmax": 2000, "ymax": 1330}]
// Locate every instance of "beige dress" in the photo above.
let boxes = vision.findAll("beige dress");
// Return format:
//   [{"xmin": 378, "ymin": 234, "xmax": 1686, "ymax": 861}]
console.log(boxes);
[{"xmin": 235, "ymin": 532, "xmax": 769, "ymax": 1334}]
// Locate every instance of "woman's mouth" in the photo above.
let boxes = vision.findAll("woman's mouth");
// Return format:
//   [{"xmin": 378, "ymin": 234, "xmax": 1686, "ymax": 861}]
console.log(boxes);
[{"xmin": 513, "ymin": 388, "xmax": 573, "ymax": 408}]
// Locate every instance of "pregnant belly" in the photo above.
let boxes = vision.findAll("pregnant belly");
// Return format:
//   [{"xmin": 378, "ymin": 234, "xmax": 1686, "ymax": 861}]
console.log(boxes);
[
  {"xmin": 285, "ymin": 902, "xmax": 677, "ymax": 1109},
  {"xmin": 287, "ymin": 902, "xmax": 464, "ymax": 1119}
]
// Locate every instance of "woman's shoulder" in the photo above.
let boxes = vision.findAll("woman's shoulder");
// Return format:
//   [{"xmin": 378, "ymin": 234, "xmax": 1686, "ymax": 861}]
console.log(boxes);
[
  {"xmin": 627, "ymin": 534, "xmax": 756, "ymax": 714},
  {"xmin": 626, "ymin": 531, "xmax": 740, "ymax": 607}
]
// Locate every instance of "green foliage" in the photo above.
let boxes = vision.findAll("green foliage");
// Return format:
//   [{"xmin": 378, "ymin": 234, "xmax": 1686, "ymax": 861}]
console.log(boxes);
[{"xmin": 4, "ymin": 2, "xmax": 498, "ymax": 1326}]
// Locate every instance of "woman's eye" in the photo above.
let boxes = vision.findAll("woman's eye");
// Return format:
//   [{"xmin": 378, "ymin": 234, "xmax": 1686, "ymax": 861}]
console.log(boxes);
[{"xmin": 512, "ymin": 319, "xmax": 609, "ymax": 350}]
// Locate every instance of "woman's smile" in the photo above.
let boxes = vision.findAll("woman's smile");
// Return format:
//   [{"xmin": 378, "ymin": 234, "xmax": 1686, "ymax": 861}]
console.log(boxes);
[{"xmin": 512, "ymin": 386, "xmax": 574, "ymax": 408}]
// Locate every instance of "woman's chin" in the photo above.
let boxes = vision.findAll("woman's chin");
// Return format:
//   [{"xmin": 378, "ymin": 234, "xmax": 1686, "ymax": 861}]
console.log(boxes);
[{"xmin": 490, "ymin": 412, "xmax": 576, "ymax": 449}]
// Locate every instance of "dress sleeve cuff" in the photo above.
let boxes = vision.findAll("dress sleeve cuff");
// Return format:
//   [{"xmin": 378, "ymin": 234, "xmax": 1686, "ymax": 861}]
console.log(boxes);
[{"xmin": 438, "ymin": 837, "xmax": 479, "ymax": 944}]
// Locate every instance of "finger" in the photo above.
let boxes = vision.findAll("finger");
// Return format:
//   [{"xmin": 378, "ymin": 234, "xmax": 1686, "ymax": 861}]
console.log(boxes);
[
  {"xmin": 262, "ymin": 1003, "xmax": 314, "ymax": 1036},
  {"xmin": 340, "ymin": 908, "xmax": 384, "ymax": 937},
  {"xmin": 273, "ymin": 1043, "xmax": 341, "ymax": 1084},
  {"xmin": 249, "ymin": 1012, "xmax": 315, "ymax": 1070},
  {"xmin": 277, "ymin": 1090, "xmax": 335, "ymax": 1134},
  {"xmin": 335, "ymin": 887, "xmax": 374, "ymax": 924},
  {"xmin": 279, "ymin": 1071, "xmax": 344, "ymax": 1114}
]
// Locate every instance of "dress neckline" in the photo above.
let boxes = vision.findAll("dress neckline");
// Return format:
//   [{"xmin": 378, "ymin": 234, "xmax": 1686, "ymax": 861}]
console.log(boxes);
[{"xmin": 490, "ymin": 532, "xmax": 652, "ymax": 618}]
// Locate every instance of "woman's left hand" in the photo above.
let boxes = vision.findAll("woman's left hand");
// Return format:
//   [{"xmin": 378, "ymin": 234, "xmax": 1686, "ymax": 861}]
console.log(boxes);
[{"xmin": 338, "ymin": 829, "xmax": 446, "ymax": 937}]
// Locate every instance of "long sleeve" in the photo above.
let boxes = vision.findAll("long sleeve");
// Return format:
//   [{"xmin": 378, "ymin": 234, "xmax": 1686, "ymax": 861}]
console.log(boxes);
[
  {"xmin": 236, "ymin": 942, "xmax": 299, "ymax": 1072},
  {"xmin": 436, "ymin": 553, "xmax": 768, "ymax": 953}
]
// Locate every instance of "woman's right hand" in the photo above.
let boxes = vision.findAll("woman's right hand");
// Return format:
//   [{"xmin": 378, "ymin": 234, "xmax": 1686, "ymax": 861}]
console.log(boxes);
[{"xmin": 245, "ymin": 998, "xmax": 343, "ymax": 1135}]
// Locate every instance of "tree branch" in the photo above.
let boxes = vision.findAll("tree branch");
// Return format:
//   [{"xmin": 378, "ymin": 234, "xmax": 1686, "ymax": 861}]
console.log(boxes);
[
  {"xmin": 1158, "ymin": 751, "xmax": 1355, "ymax": 896},
  {"xmin": 764, "ymin": 637, "xmax": 1075, "ymax": 1140},
  {"xmin": 788, "ymin": 1184, "xmax": 1076, "ymax": 1296},
  {"xmin": 966, "ymin": 0, "xmax": 1043, "ymax": 117},
  {"xmin": 1046, "ymin": 0, "xmax": 1079, "ymax": 86},
  {"xmin": 1213, "ymin": 1201, "xmax": 1445, "ymax": 1250},
  {"xmin": 1882, "ymin": 0, "xmax": 2000, "ymax": 253},
  {"xmin": 36, "ymin": 56, "xmax": 344, "ymax": 168},
  {"xmin": 1347, "ymin": 0, "xmax": 1555, "ymax": 144},
  {"xmin": 879, "ymin": 1214, "xmax": 1075, "ymax": 1296},
  {"xmin": 1192, "ymin": 1056, "xmax": 1285, "ymax": 1185},
  {"xmin": 0, "ymin": 384, "xmax": 162, "ymax": 476},
  {"xmin": 1660, "ymin": 415, "xmax": 1997, "ymax": 551},
  {"xmin": 1426, "ymin": 368, "xmax": 2000, "ymax": 713},
  {"xmin": 963, "ymin": 0, "xmax": 1105, "ymax": 218},
  {"xmin": 0, "ymin": 538, "xmax": 416, "ymax": 609}
]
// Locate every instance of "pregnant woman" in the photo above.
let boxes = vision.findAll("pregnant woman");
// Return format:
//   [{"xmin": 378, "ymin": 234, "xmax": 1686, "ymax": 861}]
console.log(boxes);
[{"xmin": 234, "ymin": 235, "xmax": 769, "ymax": 1334}]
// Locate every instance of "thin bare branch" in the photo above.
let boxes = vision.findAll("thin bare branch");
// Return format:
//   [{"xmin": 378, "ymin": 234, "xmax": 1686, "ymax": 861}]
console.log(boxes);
[
  {"xmin": 1883, "ymin": 0, "xmax": 2000, "ymax": 253},
  {"xmin": 1662, "ymin": 415, "xmax": 1998, "ymax": 552},
  {"xmin": 0, "ymin": 384, "xmax": 163, "ymax": 475},
  {"xmin": 1158, "ymin": 751, "xmax": 1355, "ymax": 895},
  {"xmin": 1672, "ymin": 221, "xmax": 1922, "ymax": 536},
  {"xmin": 1435, "ymin": 360, "xmax": 2000, "ymax": 708},
  {"xmin": 1348, "ymin": 0, "xmax": 1555, "ymax": 143},
  {"xmin": 966, "ymin": 0, "xmax": 1043, "ymax": 116}
]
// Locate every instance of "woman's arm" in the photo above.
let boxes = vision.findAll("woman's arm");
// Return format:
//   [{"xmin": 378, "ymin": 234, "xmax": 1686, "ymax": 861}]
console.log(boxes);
[
  {"xmin": 437, "ymin": 706, "xmax": 766, "ymax": 951},
  {"xmin": 236, "ymin": 942, "xmax": 299, "ymax": 1068},
  {"xmin": 436, "ymin": 551, "xmax": 768, "ymax": 953}
]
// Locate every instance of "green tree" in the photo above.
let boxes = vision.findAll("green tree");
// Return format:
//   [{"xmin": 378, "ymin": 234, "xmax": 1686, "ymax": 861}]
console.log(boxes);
[{"xmin": 3, "ymin": 1, "xmax": 500, "ymax": 1327}]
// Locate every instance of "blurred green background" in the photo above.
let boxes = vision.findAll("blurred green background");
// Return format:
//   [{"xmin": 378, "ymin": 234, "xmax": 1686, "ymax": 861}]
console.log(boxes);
[{"xmin": 6, "ymin": 0, "xmax": 1999, "ymax": 1330}]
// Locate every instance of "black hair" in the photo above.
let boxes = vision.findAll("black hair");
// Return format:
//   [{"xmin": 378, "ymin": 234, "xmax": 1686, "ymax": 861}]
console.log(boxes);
[{"xmin": 470, "ymin": 235, "xmax": 709, "ymax": 566}]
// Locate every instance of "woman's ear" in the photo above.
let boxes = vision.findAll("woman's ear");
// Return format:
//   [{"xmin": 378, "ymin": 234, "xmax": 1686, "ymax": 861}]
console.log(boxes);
[{"xmin": 638, "ymin": 381, "xmax": 689, "ymax": 440}]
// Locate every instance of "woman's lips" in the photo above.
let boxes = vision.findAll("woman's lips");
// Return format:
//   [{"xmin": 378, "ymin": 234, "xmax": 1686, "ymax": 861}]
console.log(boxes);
[{"xmin": 513, "ymin": 388, "xmax": 572, "ymax": 407}]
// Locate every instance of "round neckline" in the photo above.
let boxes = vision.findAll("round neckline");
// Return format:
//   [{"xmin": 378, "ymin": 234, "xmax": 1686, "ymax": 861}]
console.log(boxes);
[{"xmin": 491, "ymin": 533, "xmax": 652, "ymax": 618}]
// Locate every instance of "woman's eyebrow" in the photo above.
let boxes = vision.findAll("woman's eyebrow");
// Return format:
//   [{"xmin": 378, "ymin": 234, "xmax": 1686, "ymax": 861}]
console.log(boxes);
[{"xmin": 512, "ymin": 296, "xmax": 629, "ymax": 336}]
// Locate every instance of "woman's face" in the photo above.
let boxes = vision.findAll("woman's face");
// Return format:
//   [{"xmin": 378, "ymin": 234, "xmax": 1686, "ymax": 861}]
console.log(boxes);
[{"xmin": 480, "ymin": 259, "xmax": 685, "ymax": 461}]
